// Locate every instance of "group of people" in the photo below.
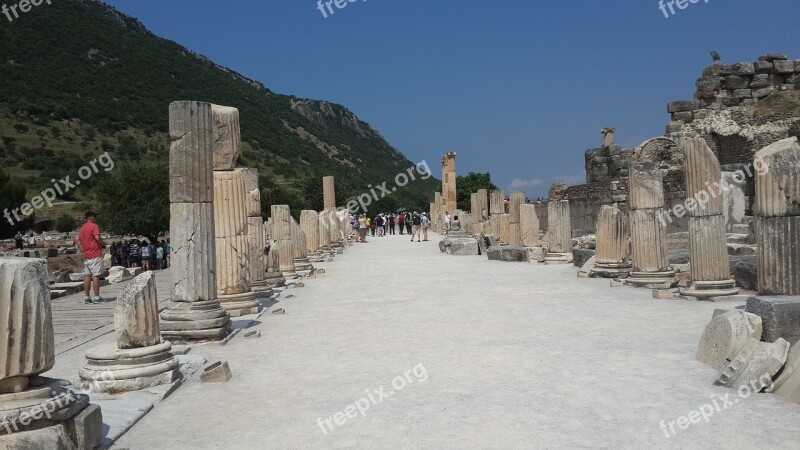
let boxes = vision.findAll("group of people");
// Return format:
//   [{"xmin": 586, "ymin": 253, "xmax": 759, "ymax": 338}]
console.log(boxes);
[
  {"xmin": 109, "ymin": 239, "xmax": 171, "ymax": 271},
  {"xmin": 351, "ymin": 211, "xmax": 433, "ymax": 243},
  {"xmin": 13, "ymin": 232, "xmax": 36, "ymax": 250}
]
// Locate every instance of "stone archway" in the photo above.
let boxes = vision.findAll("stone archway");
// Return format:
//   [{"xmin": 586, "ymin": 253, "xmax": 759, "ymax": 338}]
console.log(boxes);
[{"xmin": 632, "ymin": 137, "xmax": 684, "ymax": 173}]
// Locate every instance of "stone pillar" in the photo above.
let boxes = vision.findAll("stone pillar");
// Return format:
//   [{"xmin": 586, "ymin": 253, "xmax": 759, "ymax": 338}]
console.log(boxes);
[
  {"xmin": 754, "ymin": 137, "xmax": 800, "ymax": 295},
  {"xmin": 489, "ymin": 189, "xmax": 505, "ymax": 216},
  {"xmin": 508, "ymin": 192, "xmax": 525, "ymax": 245},
  {"xmin": 272, "ymin": 205, "xmax": 296, "ymax": 277},
  {"xmin": 626, "ymin": 161, "xmax": 676, "ymax": 288},
  {"xmin": 161, "ymin": 100, "xmax": 231, "ymax": 342},
  {"xmin": 520, "ymin": 204, "xmax": 541, "ymax": 248},
  {"xmin": 318, "ymin": 210, "xmax": 332, "ymax": 252},
  {"xmin": 679, "ymin": 138, "xmax": 738, "ymax": 298},
  {"xmin": 241, "ymin": 168, "xmax": 271, "ymax": 297},
  {"xmin": 213, "ymin": 169, "xmax": 260, "ymax": 315},
  {"xmin": 591, "ymin": 205, "xmax": 631, "ymax": 277},
  {"xmin": 81, "ymin": 272, "xmax": 179, "ymax": 393},
  {"xmin": 545, "ymin": 200, "xmax": 573, "ymax": 262},
  {"xmin": 301, "ymin": 210, "xmax": 322, "ymax": 259},
  {"xmin": 477, "ymin": 189, "xmax": 489, "ymax": 221},
  {"xmin": 441, "ymin": 152, "xmax": 457, "ymax": 218},
  {"xmin": 262, "ymin": 219, "xmax": 285, "ymax": 287},
  {"xmin": 291, "ymin": 216, "xmax": 313, "ymax": 272},
  {"xmin": 434, "ymin": 192, "xmax": 443, "ymax": 231},
  {"xmin": 1, "ymin": 258, "xmax": 103, "ymax": 449},
  {"xmin": 323, "ymin": 176, "xmax": 336, "ymax": 211},
  {"xmin": 498, "ymin": 214, "xmax": 511, "ymax": 244}
]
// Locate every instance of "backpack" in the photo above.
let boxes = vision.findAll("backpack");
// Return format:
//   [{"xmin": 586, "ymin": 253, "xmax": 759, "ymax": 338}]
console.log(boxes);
[{"xmin": 413, "ymin": 215, "xmax": 421, "ymax": 225}]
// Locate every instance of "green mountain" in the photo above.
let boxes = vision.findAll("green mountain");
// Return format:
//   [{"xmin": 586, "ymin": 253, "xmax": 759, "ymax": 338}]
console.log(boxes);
[{"xmin": 0, "ymin": 0, "xmax": 437, "ymax": 224}]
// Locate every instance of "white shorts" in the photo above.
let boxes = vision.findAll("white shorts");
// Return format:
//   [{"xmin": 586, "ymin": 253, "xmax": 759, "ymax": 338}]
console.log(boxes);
[{"xmin": 84, "ymin": 257, "xmax": 104, "ymax": 277}]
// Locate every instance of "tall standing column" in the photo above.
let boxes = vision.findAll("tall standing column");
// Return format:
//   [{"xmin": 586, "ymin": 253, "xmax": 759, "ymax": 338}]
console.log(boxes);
[
  {"xmin": 441, "ymin": 152, "xmax": 458, "ymax": 218},
  {"xmin": 323, "ymin": 176, "xmax": 336, "ymax": 211},
  {"xmin": 626, "ymin": 161, "xmax": 676, "ymax": 288},
  {"xmin": 490, "ymin": 190, "xmax": 505, "ymax": 216},
  {"xmin": 272, "ymin": 205, "xmax": 297, "ymax": 277},
  {"xmin": 545, "ymin": 200, "xmax": 573, "ymax": 262},
  {"xmin": 754, "ymin": 137, "xmax": 800, "ymax": 295},
  {"xmin": 477, "ymin": 189, "xmax": 489, "ymax": 221},
  {"xmin": 161, "ymin": 100, "xmax": 231, "ymax": 342},
  {"xmin": 520, "ymin": 204, "xmax": 540, "ymax": 247},
  {"xmin": 291, "ymin": 216, "xmax": 313, "ymax": 272},
  {"xmin": 680, "ymin": 138, "xmax": 738, "ymax": 298},
  {"xmin": 263, "ymin": 219, "xmax": 286, "ymax": 287},
  {"xmin": 434, "ymin": 192, "xmax": 443, "ymax": 231},
  {"xmin": 318, "ymin": 210, "xmax": 333, "ymax": 254},
  {"xmin": 508, "ymin": 192, "xmax": 525, "ymax": 246},
  {"xmin": 242, "ymin": 168, "xmax": 271, "ymax": 297},
  {"xmin": 591, "ymin": 205, "xmax": 631, "ymax": 278},
  {"xmin": 301, "ymin": 210, "xmax": 323, "ymax": 261}
]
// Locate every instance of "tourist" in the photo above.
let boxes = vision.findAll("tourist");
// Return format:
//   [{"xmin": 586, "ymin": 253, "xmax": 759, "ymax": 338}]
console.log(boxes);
[
  {"xmin": 141, "ymin": 241, "xmax": 151, "ymax": 271},
  {"xmin": 410, "ymin": 212, "xmax": 422, "ymax": 242},
  {"xmin": 388, "ymin": 213, "xmax": 396, "ymax": 235},
  {"xmin": 164, "ymin": 239, "xmax": 171, "ymax": 269},
  {"xmin": 129, "ymin": 239, "xmax": 141, "ymax": 268},
  {"xmin": 148, "ymin": 240, "xmax": 157, "ymax": 270},
  {"xmin": 156, "ymin": 242, "xmax": 165, "ymax": 270},
  {"xmin": 119, "ymin": 241, "xmax": 130, "ymax": 268},
  {"xmin": 398, "ymin": 212, "xmax": 406, "ymax": 235},
  {"xmin": 376, "ymin": 214, "xmax": 385, "ymax": 237},
  {"xmin": 421, "ymin": 212, "xmax": 431, "ymax": 241},
  {"xmin": 444, "ymin": 212, "xmax": 451, "ymax": 231},
  {"xmin": 28, "ymin": 234, "xmax": 36, "ymax": 249},
  {"xmin": 358, "ymin": 214, "xmax": 368, "ymax": 243},
  {"xmin": 452, "ymin": 215, "xmax": 462, "ymax": 231},
  {"xmin": 353, "ymin": 214, "xmax": 361, "ymax": 241},
  {"xmin": 405, "ymin": 213, "xmax": 413, "ymax": 235},
  {"xmin": 77, "ymin": 211, "xmax": 106, "ymax": 304},
  {"xmin": 14, "ymin": 231, "xmax": 23, "ymax": 250}
]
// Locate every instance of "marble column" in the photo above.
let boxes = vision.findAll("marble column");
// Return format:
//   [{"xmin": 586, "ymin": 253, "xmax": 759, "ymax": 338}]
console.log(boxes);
[
  {"xmin": 162, "ymin": 100, "xmax": 231, "ymax": 342},
  {"xmin": 591, "ymin": 205, "xmax": 631, "ymax": 278},
  {"xmin": 626, "ymin": 161, "xmax": 676, "ymax": 287},
  {"xmin": 489, "ymin": 189, "xmax": 505, "ymax": 216},
  {"xmin": 272, "ymin": 205, "xmax": 296, "ymax": 277},
  {"xmin": 680, "ymin": 138, "xmax": 739, "ymax": 298},
  {"xmin": 508, "ymin": 192, "xmax": 525, "ymax": 245},
  {"xmin": 520, "ymin": 204, "xmax": 541, "ymax": 248},
  {"xmin": 241, "ymin": 168, "xmax": 271, "ymax": 297},
  {"xmin": 301, "ymin": 210, "xmax": 323, "ymax": 261},
  {"xmin": 213, "ymin": 169, "xmax": 261, "ymax": 316},
  {"xmin": 755, "ymin": 137, "xmax": 800, "ymax": 295},
  {"xmin": 323, "ymin": 176, "xmax": 336, "ymax": 211},
  {"xmin": 545, "ymin": 200, "xmax": 573, "ymax": 262},
  {"xmin": 318, "ymin": 210, "xmax": 333, "ymax": 254},
  {"xmin": 262, "ymin": 219, "xmax": 286, "ymax": 287},
  {"xmin": 477, "ymin": 189, "xmax": 489, "ymax": 221},
  {"xmin": 291, "ymin": 216, "xmax": 313, "ymax": 271},
  {"xmin": 442, "ymin": 152, "xmax": 458, "ymax": 218}
]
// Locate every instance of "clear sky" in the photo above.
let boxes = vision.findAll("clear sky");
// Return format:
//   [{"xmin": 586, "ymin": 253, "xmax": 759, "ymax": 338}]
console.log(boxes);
[{"xmin": 105, "ymin": 0, "xmax": 800, "ymax": 198}]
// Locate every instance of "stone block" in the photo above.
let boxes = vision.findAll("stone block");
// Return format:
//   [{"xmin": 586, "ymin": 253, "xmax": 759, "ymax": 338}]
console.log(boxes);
[
  {"xmin": 201, "ymin": 361, "xmax": 232, "ymax": 383},
  {"xmin": 115, "ymin": 271, "xmax": 161, "ymax": 349},
  {"xmin": 770, "ymin": 342, "xmax": 800, "ymax": 403},
  {"xmin": 572, "ymin": 248, "xmax": 595, "ymax": 268},
  {"xmin": 715, "ymin": 338, "xmax": 789, "ymax": 392},
  {"xmin": 63, "ymin": 403, "xmax": 103, "ymax": 450},
  {"xmin": 211, "ymin": 105, "xmax": 241, "ymax": 171},
  {"xmin": 702, "ymin": 63, "xmax": 731, "ymax": 77},
  {"xmin": 486, "ymin": 245, "xmax": 529, "ymax": 262},
  {"xmin": 754, "ymin": 61, "xmax": 773, "ymax": 74},
  {"xmin": 759, "ymin": 54, "xmax": 788, "ymax": 62},
  {"xmin": 754, "ymin": 137, "xmax": 800, "ymax": 217},
  {"xmin": 724, "ymin": 75, "xmax": 749, "ymax": 90},
  {"xmin": 752, "ymin": 87, "xmax": 775, "ymax": 99},
  {"xmin": 750, "ymin": 74, "xmax": 770, "ymax": 89},
  {"xmin": 0, "ymin": 425, "xmax": 72, "ymax": 450},
  {"xmin": 667, "ymin": 100, "xmax": 701, "ymax": 113},
  {"xmin": 730, "ymin": 62, "xmax": 755, "ymax": 76},
  {"xmin": 774, "ymin": 60, "xmax": 795, "ymax": 74},
  {"xmin": 733, "ymin": 89, "xmax": 752, "ymax": 99},
  {"xmin": 652, "ymin": 290, "xmax": 675, "ymax": 300},
  {"xmin": 528, "ymin": 247, "xmax": 546, "ymax": 262},
  {"xmin": 440, "ymin": 238, "xmax": 480, "ymax": 256},
  {"xmin": 746, "ymin": 296, "xmax": 800, "ymax": 344},
  {"xmin": 666, "ymin": 121, "xmax": 683, "ymax": 134},
  {"xmin": 673, "ymin": 111, "xmax": 693, "ymax": 123}
]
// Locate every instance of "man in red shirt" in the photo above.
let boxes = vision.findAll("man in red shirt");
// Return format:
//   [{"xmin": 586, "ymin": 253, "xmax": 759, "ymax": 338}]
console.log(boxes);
[{"xmin": 77, "ymin": 211, "xmax": 106, "ymax": 304}]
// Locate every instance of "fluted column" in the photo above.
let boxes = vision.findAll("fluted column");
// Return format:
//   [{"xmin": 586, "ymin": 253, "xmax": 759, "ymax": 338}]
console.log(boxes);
[
  {"xmin": 755, "ymin": 137, "xmax": 800, "ymax": 295},
  {"xmin": 162, "ymin": 100, "xmax": 230, "ymax": 342},
  {"xmin": 318, "ymin": 211, "xmax": 332, "ymax": 251},
  {"xmin": 489, "ymin": 190, "xmax": 505, "ymax": 216},
  {"xmin": 545, "ymin": 200, "xmax": 573, "ymax": 262},
  {"xmin": 508, "ymin": 192, "xmax": 525, "ymax": 245},
  {"xmin": 626, "ymin": 161, "xmax": 676, "ymax": 287},
  {"xmin": 301, "ymin": 210, "xmax": 321, "ymax": 254},
  {"xmin": 434, "ymin": 192, "xmax": 443, "ymax": 231},
  {"xmin": 442, "ymin": 152, "xmax": 458, "ymax": 217},
  {"xmin": 499, "ymin": 214, "xmax": 511, "ymax": 243},
  {"xmin": 291, "ymin": 216, "xmax": 313, "ymax": 271},
  {"xmin": 477, "ymin": 189, "xmax": 489, "ymax": 221},
  {"xmin": 272, "ymin": 205, "xmax": 296, "ymax": 277},
  {"xmin": 241, "ymin": 168, "xmax": 270, "ymax": 296},
  {"xmin": 680, "ymin": 138, "xmax": 738, "ymax": 298},
  {"xmin": 591, "ymin": 205, "xmax": 631, "ymax": 277},
  {"xmin": 323, "ymin": 176, "xmax": 336, "ymax": 211},
  {"xmin": 213, "ymin": 169, "xmax": 260, "ymax": 315},
  {"xmin": 520, "ymin": 204, "xmax": 540, "ymax": 247}
]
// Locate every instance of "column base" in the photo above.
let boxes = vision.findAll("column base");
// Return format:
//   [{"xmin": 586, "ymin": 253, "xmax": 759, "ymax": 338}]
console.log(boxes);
[
  {"xmin": 251, "ymin": 280, "xmax": 273, "ymax": 298},
  {"xmin": 218, "ymin": 291, "xmax": 261, "ymax": 317},
  {"xmin": 160, "ymin": 300, "xmax": 232, "ymax": 343},
  {"xmin": 294, "ymin": 258, "xmax": 313, "ymax": 271},
  {"xmin": 263, "ymin": 271, "xmax": 286, "ymax": 287},
  {"xmin": 625, "ymin": 270, "xmax": 678, "ymax": 289},
  {"xmin": 680, "ymin": 280, "xmax": 739, "ymax": 299},
  {"xmin": 591, "ymin": 262, "xmax": 632, "ymax": 278},
  {"xmin": 79, "ymin": 341, "xmax": 179, "ymax": 393},
  {"xmin": 544, "ymin": 252, "xmax": 573, "ymax": 263}
]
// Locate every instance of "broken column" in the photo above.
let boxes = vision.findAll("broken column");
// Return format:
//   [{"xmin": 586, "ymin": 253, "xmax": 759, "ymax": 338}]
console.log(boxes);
[
  {"xmin": 591, "ymin": 205, "xmax": 631, "ymax": 278},
  {"xmin": 626, "ymin": 161, "xmax": 677, "ymax": 288},
  {"xmin": 508, "ymin": 192, "xmax": 525, "ymax": 246},
  {"xmin": 262, "ymin": 219, "xmax": 285, "ymax": 287},
  {"xmin": 520, "ymin": 204, "xmax": 541, "ymax": 248},
  {"xmin": 242, "ymin": 168, "xmax": 271, "ymax": 298},
  {"xmin": 161, "ymin": 100, "xmax": 231, "ymax": 342},
  {"xmin": 544, "ymin": 200, "xmax": 573, "ymax": 263},
  {"xmin": 441, "ymin": 152, "xmax": 458, "ymax": 219},
  {"xmin": 301, "ymin": 210, "xmax": 324, "ymax": 262},
  {"xmin": 291, "ymin": 216, "xmax": 313, "ymax": 272},
  {"xmin": 211, "ymin": 106, "xmax": 261, "ymax": 317},
  {"xmin": 476, "ymin": 189, "xmax": 489, "ymax": 221},
  {"xmin": 489, "ymin": 189, "xmax": 505, "ymax": 216},
  {"xmin": 680, "ymin": 138, "xmax": 738, "ymax": 298},
  {"xmin": 80, "ymin": 272, "xmax": 179, "ymax": 393},
  {"xmin": 323, "ymin": 176, "xmax": 336, "ymax": 211},
  {"xmin": 754, "ymin": 137, "xmax": 800, "ymax": 296},
  {"xmin": 0, "ymin": 258, "xmax": 102, "ymax": 450},
  {"xmin": 272, "ymin": 205, "xmax": 297, "ymax": 278}
]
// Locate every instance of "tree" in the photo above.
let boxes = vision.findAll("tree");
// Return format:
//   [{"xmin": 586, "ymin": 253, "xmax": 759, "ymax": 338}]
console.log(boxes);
[
  {"xmin": 0, "ymin": 170, "xmax": 35, "ymax": 238},
  {"xmin": 456, "ymin": 172, "xmax": 498, "ymax": 211},
  {"xmin": 94, "ymin": 162, "xmax": 169, "ymax": 243},
  {"xmin": 55, "ymin": 214, "xmax": 76, "ymax": 233}
]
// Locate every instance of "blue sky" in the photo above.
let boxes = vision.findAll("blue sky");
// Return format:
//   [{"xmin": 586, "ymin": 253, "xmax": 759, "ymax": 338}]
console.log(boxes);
[{"xmin": 105, "ymin": 0, "xmax": 800, "ymax": 198}]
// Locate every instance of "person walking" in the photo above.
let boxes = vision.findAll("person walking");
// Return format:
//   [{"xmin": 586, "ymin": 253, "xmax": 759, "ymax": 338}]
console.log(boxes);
[
  {"xmin": 156, "ymin": 242, "xmax": 165, "ymax": 270},
  {"xmin": 129, "ymin": 239, "xmax": 141, "ymax": 268},
  {"xmin": 398, "ymin": 213, "xmax": 406, "ymax": 235},
  {"xmin": 410, "ymin": 212, "xmax": 423, "ymax": 242},
  {"xmin": 28, "ymin": 234, "xmax": 36, "ymax": 249},
  {"xmin": 388, "ymin": 213, "xmax": 396, "ymax": 235},
  {"xmin": 358, "ymin": 214, "xmax": 368, "ymax": 243},
  {"xmin": 405, "ymin": 213, "xmax": 413, "ymax": 235},
  {"xmin": 14, "ymin": 231, "xmax": 23, "ymax": 250},
  {"xmin": 141, "ymin": 241, "xmax": 151, "ymax": 271},
  {"xmin": 444, "ymin": 212, "xmax": 452, "ymax": 232},
  {"xmin": 422, "ymin": 213, "xmax": 431, "ymax": 241},
  {"xmin": 164, "ymin": 239, "xmax": 171, "ymax": 268},
  {"xmin": 77, "ymin": 211, "xmax": 106, "ymax": 304}
]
